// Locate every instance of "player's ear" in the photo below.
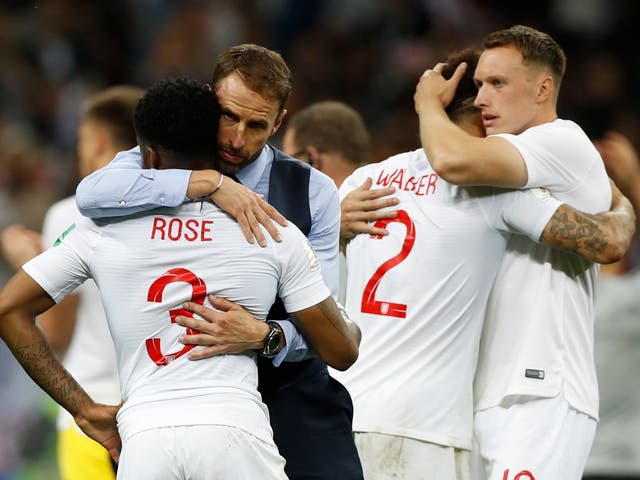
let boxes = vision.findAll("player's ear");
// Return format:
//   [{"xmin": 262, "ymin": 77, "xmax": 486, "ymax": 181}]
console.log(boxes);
[
  {"xmin": 271, "ymin": 109, "xmax": 287, "ymax": 136},
  {"xmin": 536, "ymin": 75, "xmax": 554, "ymax": 104},
  {"xmin": 140, "ymin": 143, "xmax": 159, "ymax": 169},
  {"xmin": 94, "ymin": 125, "xmax": 110, "ymax": 154},
  {"xmin": 306, "ymin": 146, "xmax": 322, "ymax": 169},
  {"xmin": 148, "ymin": 146, "xmax": 160, "ymax": 169}
]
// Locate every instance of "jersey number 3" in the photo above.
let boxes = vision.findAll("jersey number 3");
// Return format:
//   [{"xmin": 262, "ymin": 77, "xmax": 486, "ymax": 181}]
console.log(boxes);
[
  {"xmin": 361, "ymin": 209, "xmax": 415, "ymax": 318},
  {"xmin": 146, "ymin": 268, "xmax": 205, "ymax": 366}
]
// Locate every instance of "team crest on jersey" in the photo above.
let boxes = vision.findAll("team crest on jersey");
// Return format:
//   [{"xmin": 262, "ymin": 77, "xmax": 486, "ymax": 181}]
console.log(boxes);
[
  {"xmin": 53, "ymin": 223, "xmax": 76, "ymax": 246},
  {"xmin": 530, "ymin": 187, "xmax": 551, "ymax": 200}
]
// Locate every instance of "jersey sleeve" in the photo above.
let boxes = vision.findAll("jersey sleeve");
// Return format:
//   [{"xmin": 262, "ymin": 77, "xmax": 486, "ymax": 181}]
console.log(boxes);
[
  {"xmin": 275, "ymin": 225, "xmax": 332, "ymax": 313},
  {"xmin": 21, "ymin": 223, "xmax": 94, "ymax": 303},
  {"xmin": 491, "ymin": 187, "xmax": 562, "ymax": 242},
  {"xmin": 494, "ymin": 124, "xmax": 592, "ymax": 192},
  {"xmin": 75, "ymin": 147, "xmax": 191, "ymax": 218}
]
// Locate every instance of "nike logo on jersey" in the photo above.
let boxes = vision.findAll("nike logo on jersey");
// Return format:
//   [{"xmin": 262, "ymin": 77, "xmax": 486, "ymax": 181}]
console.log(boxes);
[
  {"xmin": 53, "ymin": 223, "xmax": 76, "ymax": 246},
  {"xmin": 375, "ymin": 168, "xmax": 438, "ymax": 196},
  {"xmin": 150, "ymin": 217, "xmax": 214, "ymax": 242}
]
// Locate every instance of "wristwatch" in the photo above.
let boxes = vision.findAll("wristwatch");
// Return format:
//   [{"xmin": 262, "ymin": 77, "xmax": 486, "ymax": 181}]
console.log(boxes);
[{"xmin": 260, "ymin": 321, "xmax": 284, "ymax": 358}]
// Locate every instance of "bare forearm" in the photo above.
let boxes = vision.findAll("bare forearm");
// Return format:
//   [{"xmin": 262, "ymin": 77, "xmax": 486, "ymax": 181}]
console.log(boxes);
[
  {"xmin": 418, "ymin": 103, "xmax": 469, "ymax": 181},
  {"xmin": 336, "ymin": 301, "xmax": 362, "ymax": 349},
  {"xmin": 187, "ymin": 170, "xmax": 222, "ymax": 199},
  {"xmin": 3, "ymin": 310, "xmax": 122, "ymax": 460},
  {"xmin": 3, "ymin": 314, "xmax": 92, "ymax": 415},
  {"xmin": 540, "ymin": 204, "xmax": 635, "ymax": 264},
  {"xmin": 292, "ymin": 298, "xmax": 360, "ymax": 371},
  {"xmin": 0, "ymin": 272, "xmax": 94, "ymax": 416}
]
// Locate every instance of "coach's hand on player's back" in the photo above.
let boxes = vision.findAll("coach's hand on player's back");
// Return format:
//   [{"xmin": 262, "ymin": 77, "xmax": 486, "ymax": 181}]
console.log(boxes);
[{"xmin": 177, "ymin": 295, "xmax": 269, "ymax": 359}]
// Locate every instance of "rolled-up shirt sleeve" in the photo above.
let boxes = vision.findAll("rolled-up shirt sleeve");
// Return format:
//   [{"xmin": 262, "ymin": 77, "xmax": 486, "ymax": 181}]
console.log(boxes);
[{"xmin": 76, "ymin": 147, "xmax": 191, "ymax": 218}]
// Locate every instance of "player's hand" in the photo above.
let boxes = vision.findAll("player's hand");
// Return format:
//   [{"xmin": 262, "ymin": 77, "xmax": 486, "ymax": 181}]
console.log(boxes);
[
  {"xmin": 211, "ymin": 176, "xmax": 287, "ymax": 247},
  {"xmin": 415, "ymin": 62, "xmax": 467, "ymax": 113},
  {"xmin": 74, "ymin": 403, "xmax": 121, "ymax": 464},
  {"xmin": 0, "ymin": 224, "xmax": 43, "ymax": 270},
  {"xmin": 177, "ymin": 295, "xmax": 270, "ymax": 359},
  {"xmin": 594, "ymin": 131, "xmax": 640, "ymax": 199},
  {"xmin": 609, "ymin": 179, "xmax": 636, "ymax": 232},
  {"xmin": 340, "ymin": 178, "xmax": 399, "ymax": 245}
]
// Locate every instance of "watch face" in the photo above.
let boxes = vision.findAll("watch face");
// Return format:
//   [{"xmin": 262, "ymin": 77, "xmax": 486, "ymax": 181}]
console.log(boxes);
[
  {"xmin": 262, "ymin": 324, "xmax": 282, "ymax": 357},
  {"xmin": 267, "ymin": 329, "xmax": 281, "ymax": 351}
]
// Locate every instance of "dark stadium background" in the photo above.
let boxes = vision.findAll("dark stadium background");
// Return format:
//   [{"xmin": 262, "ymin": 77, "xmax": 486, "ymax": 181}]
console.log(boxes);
[{"xmin": 0, "ymin": 1, "xmax": 637, "ymax": 478}]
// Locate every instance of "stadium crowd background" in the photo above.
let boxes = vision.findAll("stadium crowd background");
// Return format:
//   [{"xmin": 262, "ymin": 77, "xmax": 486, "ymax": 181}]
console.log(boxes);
[{"xmin": 0, "ymin": 0, "xmax": 638, "ymax": 478}]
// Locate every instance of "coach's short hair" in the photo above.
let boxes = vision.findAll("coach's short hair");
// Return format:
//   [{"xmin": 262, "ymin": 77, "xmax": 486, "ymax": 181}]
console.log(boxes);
[{"xmin": 211, "ymin": 44, "xmax": 292, "ymax": 112}]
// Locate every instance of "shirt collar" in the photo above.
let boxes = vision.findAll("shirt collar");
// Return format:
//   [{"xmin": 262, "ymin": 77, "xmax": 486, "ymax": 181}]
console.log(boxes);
[{"xmin": 235, "ymin": 145, "xmax": 272, "ymax": 190}]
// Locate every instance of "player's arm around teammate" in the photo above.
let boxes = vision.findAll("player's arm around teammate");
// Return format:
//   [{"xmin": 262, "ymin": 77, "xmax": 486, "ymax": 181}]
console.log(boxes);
[
  {"xmin": 540, "ymin": 180, "xmax": 635, "ymax": 263},
  {"xmin": 76, "ymin": 150, "xmax": 286, "ymax": 248}
]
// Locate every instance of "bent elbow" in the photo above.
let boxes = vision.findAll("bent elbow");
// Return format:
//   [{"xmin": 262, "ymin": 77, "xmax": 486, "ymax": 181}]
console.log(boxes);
[
  {"xmin": 44, "ymin": 333, "xmax": 70, "ymax": 357},
  {"xmin": 428, "ymin": 152, "xmax": 470, "ymax": 186},
  {"xmin": 327, "ymin": 332, "xmax": 362, "ymax": 372},
  {"xmin": 428, "ymin": 151, "xmax": 451, "ymax": 176},
  {"xmin": 327, "ymin": 342, "xmax": 359, "ymax": 371},
  {"xmin": 600, "ymin": 240, "xmax": 628, "ymax": 264},
  {"xmin": 600, "ymin": 218, "xmax": 635, "ymax": 264}
]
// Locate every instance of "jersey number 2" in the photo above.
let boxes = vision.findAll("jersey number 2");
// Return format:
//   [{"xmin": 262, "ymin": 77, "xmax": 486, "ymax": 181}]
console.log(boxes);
[
  {"xmin": 361, "ymin": 209, "xmax": 415, "ymax": 318},
  {"xmin": 146, "ymin": 267, "xmax": 205, "ymax": 366}
]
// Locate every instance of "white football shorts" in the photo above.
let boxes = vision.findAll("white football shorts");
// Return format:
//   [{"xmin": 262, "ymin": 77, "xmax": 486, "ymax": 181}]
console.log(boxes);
[
  {"xmin": 472, "ymin": 395, "xmax": 596, "ymax": 480},
  {"xmin": 117, "ymin": 424, "xmax": 287, "ymax": 479},
  {"xmin": 354, "ymin": 431, "xmax": 470, "ymax": 480}
]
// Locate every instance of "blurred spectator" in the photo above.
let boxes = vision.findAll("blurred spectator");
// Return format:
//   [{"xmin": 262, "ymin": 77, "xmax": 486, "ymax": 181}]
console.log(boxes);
[
  {"xmin": 584, "ymin": 268, "xmax": 640, "ymax": 480},
  {"xmin": 583, "ymin": 131, "xmax": 640, "ymax": 480},
  {"xmin": 282, "ymin": 100, "xmax": 372, "ymax": 187},
  {"xmin": 2, "ymin": 1, "xmax": 639, "ymax": 164}
]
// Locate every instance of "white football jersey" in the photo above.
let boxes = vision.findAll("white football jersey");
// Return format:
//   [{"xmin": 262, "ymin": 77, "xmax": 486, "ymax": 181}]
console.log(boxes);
[
  {"xmin": 475, "ymin": 119, "xmax": 611, "ymax": 420},
  {"xmin": 333, "ymin": 148, "xmax": 561, "ymax": 449},
  {"xmin": 24, "ymin": 200, "xmax": 330, "ymax": 443},
  {"xmin": 40, "ymin": 196, "xmax": 120, "ymax": 432}
]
